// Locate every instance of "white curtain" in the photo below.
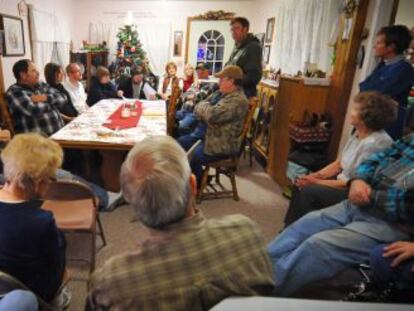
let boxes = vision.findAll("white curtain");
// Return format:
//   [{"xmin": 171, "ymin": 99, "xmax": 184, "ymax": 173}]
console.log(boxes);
[
  {"xmin": 89, "ymin": 21, "xmax": 171, "ymax": 76},
  {"xmin": 29, "ymin": 6, "xmax": 71, "ymax": 77},
  {"xmin": 271, "ymin": 0, "xmax": 341, "ymax": 75}
]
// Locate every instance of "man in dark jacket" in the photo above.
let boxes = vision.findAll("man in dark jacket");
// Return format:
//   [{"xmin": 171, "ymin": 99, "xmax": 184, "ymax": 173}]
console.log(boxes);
[
  {"xmin": 226, "ymin": 17, "xmax": 262, "ymax": 98},
  {"xmin": 117, "ymin": 68, "xmax": 156, "ymax": 100}
]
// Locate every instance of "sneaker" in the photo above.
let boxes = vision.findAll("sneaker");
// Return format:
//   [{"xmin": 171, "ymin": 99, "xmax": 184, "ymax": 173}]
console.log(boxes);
[
  {"xmin": 342, "ymin": 281, "xmax": 395, "ymax": 302},
  {"xmin": 51, "ymin": 285, "xmax": 72, "ymax": 310}
]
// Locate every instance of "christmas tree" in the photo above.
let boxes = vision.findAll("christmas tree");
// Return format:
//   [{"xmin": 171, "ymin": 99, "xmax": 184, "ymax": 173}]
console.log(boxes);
[{"xmin": 110, "ymin": 24, "xmax": 156, "ymax": 88}]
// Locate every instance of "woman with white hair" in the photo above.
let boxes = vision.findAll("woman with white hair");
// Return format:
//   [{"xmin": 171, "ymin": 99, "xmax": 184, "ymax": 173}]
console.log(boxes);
[{"xmin": 0, "ymin": 133, "xmax": 67, "ymax": 304}]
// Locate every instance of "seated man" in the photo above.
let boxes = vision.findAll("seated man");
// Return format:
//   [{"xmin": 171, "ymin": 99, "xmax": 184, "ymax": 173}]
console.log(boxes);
[
  {"xmin": 267, "ymin": 133, "xmax": 414, "ymax": 296},
  {"xmin": 5, "ymin": 59, "xmax": 67, "ymax": 136},
  {"xmin": 181, "ymin": 65, "xmax": 248, "ymax": 184},
  {"xmin": 117, "ymin": 67, "xmax": 156, "ymax": 100},
  {"xmin": 86, "ymin": 136, "xmax": 274, "ymax": 310},
  {"xmin": 63, "ymin": 63, "xmax": 89, "ymax": 115}
]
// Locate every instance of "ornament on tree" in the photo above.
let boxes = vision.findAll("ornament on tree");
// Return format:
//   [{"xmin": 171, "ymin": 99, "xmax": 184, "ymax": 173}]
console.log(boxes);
[{"xmin": 109, "ymin": 24, "xmax": 157, "ymax": 89}]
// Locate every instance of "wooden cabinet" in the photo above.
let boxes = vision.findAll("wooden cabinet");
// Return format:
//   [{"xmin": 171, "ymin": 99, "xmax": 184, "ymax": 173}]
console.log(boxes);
[
  {"xmin": 70, "ymin": 51, "xmax": 109, "ymax": 91},
  {"xmin": 253, "ymin": 80, "xmax": 278, "ymax": 166},
  {"xmin": 267, "ymin": 76, "xmax": 330, "ymax": 187}
]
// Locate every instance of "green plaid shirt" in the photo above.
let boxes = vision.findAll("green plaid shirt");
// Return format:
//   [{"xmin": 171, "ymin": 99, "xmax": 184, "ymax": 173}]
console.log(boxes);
[{"xmin": 87, "ymin": 212, "xmax": 274, "ymax": 310}]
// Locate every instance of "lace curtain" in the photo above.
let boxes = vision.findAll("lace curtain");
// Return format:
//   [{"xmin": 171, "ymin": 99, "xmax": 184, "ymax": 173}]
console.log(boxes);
[
  {"xmin": 29, "ymin": 7, "xmax": 71, "ymax": 77},
  {"xmin": 271, "ymin": 0, "xmax": 341, "ymax": 75}
]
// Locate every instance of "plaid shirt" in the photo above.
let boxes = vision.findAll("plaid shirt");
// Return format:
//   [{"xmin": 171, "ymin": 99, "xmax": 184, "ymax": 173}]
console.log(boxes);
[
  {"xmin": 353, "ymin": 133, "xmax": 414, "ymax": 223},
  {"xmin": 5, "ymin": 82, "xmax": 66, "ymax": 136},
  {"xmin": 87, "ymin": 213, "xmax": 274, "ymax": 310}
]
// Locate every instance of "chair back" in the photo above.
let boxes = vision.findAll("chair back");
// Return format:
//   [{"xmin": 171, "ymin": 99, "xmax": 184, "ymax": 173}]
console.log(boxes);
[
  {"xmin": 238, "ymin": 97, "xmax": 258, "ymax": 155},
  {"xmin": 44, "ymin": 180, "xmax": 97, "ymax": 208},
  {"xmin": 0, "ymin": 94, "xmax": 15, "ymax": 136},
  {"xmin": 167, "ymin": 84, "xmax": 182, "ymax": 136},
  {"xmin": 186, "ymin": 139, "xmax": 202, "ymax": 161},
  {"xmin": 0, "ymin": 270, "xmax": 54, "ymax": 310}
]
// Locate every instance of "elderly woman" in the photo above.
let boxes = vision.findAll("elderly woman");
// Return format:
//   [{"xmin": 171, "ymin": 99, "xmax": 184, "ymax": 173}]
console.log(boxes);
[
  {"xmin": 284, "ymin": 91, "xmax": 397, "ymax": 226},
  {"xmin": 0, "ymin": 134, "xmax": 66, "ymax": 304}
]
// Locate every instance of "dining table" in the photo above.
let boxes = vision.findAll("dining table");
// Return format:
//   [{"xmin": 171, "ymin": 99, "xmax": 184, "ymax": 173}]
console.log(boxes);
[{"xmin": 51, "ymin": 98, "xmax": 167, "ymax": 191}]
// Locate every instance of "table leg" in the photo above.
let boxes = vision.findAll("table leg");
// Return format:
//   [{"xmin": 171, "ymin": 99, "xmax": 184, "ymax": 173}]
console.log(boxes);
[{"xmin": 99, "ymin": 150, "xmax": 127, "ymax": 192}]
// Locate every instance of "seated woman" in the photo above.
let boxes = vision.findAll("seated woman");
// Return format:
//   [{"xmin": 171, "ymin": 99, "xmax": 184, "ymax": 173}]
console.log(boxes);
[
  {"xmin": 158, "ymin": 61, "xmax": 183, "ymax": 101},
  {"xmin": 0, "ymin": 133, "xmax": 66, "ymax": 303},
  {"xmin": 44, "ymin": 62, "xmax": 78, "ymax": 120},
  {"xmin": 87, "ymin": 66, "xmax": 123, "ymax": 106},
  {"xmin": 284, "ymin": 91, "xmax": 397, "ymax": 226},
  {"xmin": 182, "ymin": 63, "xmax": 199, "ymax": 93}
]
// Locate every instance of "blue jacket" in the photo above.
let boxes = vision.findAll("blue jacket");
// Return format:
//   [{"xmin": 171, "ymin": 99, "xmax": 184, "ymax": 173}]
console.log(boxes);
[
  {"xmin": 360, "ymin": 58, "xmax": 414, "ymax": 140},
  {"xmin": 0, "ymin": 200, "xmax": 66, "ymax": 301}
]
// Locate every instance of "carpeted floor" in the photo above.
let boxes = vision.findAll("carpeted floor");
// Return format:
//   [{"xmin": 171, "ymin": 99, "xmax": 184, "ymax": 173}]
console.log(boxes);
[{"xmin": 65, "ymin": 159, "xmax": 289, "ymax": 310}]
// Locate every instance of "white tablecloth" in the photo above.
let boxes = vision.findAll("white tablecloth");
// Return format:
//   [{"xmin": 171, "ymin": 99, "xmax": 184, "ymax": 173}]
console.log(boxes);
[{"xmin": 51, "ymin": 99, "xmax": 166, "ymax": 146}]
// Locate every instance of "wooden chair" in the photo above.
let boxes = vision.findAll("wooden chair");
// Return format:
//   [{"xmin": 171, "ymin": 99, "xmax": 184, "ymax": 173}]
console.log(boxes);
[
  {"xmin": 166, "ymin": 84, "xmax": 182, "ymax": 136},
  {"xmin": 196, "ymin": 97, "xmax": 259, "ymax": 203},
  {"xmin": 42, "ymin": 180, "xmax": 107, "ymax": 273},
  {"xmin": 0, "ymin": 270, "xmax": 55, "ymax": 310},
  {"xmin": 0, "ymin": 94, "xmax": 15, "ymax": 136}
]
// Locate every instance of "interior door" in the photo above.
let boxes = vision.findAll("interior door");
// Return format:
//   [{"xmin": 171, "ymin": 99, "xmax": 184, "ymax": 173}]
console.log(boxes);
[{"xmin": 186, "ymin": 20, "xmax": 234, "ymax": 74}]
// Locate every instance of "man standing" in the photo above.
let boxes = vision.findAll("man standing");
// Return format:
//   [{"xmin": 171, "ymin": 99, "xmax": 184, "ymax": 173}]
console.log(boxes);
[
  {"xmin": 87, "ymin": 136, "xmax": 274, "ymax": 310},
  {"xmin": 5, "ymin": 59, "xmax": 67, "ymax": 136},
  {"xmin": 226, "ymin": 17, "xmax": 262, "ymax": 98},
  {"xmin": 117, "ymin": 67, "xmax": 156, "ymax": 100},
  {"xmin": 360, "ymin": 25, "xmax": 414, "ymax": 139},
  {"xmin": 63, "ymin": 63, "xmax": 89, "ymax": 115}
]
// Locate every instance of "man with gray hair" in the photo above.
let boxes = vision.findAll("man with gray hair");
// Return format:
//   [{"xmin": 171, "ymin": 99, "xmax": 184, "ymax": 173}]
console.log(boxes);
[{"xmin": 86, "ymin": 136, "xmax": 274, "ymax": 310}]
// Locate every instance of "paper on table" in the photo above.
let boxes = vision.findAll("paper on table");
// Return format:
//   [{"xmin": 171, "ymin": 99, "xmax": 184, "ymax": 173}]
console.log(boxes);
[{"xmin": 143, "ymin": 83, "xmax": 157, "ymax": 99}]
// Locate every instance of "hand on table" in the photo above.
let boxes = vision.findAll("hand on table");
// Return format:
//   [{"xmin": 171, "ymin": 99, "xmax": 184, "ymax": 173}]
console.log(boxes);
[
  {"xmin": 349, "ymin": 179, "xmax": 372, "ymax": 206},
  {"xmin": 148, "ymin": 94, "xmax": 157, "ymax": 100},
  {"xmin": 31, "ymin": 94, "xmax": 48, "ymax": 103},
  {"xmin": 117, "ymin": 90, "xmax": 124, "ymax": 98},
  {"xmin": 383, "ymin": 241, "xmax": 414, "ymax": 271}
]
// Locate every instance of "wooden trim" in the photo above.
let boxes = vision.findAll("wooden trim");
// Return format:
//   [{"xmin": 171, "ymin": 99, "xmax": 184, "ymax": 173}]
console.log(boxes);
[
  {"xmin": 184, "ymin": 17, "xmax": 193, "ymax": 64},
  {"xmin": 51, "ymin": 139, "xmax": 134, "ymax": 151},
  {"xmin": 26, "ymin": 4, "xmax": 34, "ymax": 60},
  {"xmin": 326, "ymin": 0, "xmax": 370, "ymax": 160},
  {"xmin": 184, "ymin": 15, "xmax": 234, "ymax": 64},
  {"xmin": 389, "ymin": 0, "xmax": 400, "ymax": 25}
]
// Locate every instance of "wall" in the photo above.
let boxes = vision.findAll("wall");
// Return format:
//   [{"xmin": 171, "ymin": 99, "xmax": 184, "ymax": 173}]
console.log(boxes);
[
  {"xmin": 72, "ymin": 0, "xmax": 255, "ymax": 73},
  {"xmin": 337, "ymin": 0, "xmax": 398, "ymax": 154},
  {"xmin": 395, "ymin": 0, "xmax": 414, "ymax": 27},
  {"xmin": 0, "ymin": 0, "xmax": 75, "ymax": 88}
]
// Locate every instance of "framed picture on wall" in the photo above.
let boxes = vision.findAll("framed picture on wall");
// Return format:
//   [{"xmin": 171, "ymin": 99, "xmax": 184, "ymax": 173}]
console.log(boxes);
[
  {"xmin": 255, "ymin": 33, "xmax": 265, "ymax": 48},
  {"xmin": 0, "ymin": 15, "xmax": 25, "ymax": 56},
  {"xmin": 173, "ymin": 31, "xmax": 183, "ymax": 57},
  {"xmin": 263, "ymin": 45, "xmax": 271, "ymax": 64},
  {"xmin": 265, "ymin": 17, "xmax": 275, "ymax": 43}
]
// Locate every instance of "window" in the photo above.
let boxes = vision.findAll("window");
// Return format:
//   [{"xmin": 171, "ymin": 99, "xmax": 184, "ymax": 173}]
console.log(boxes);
[{"xmin": 197, "ymin": 30, "xmax": 225, "ymax": 75}]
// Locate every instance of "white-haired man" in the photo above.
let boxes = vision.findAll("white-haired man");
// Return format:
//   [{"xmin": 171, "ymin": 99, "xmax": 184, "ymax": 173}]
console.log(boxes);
[{"xmin": 86, "ymin": 136, "xmax": 274, "ymax": 310}]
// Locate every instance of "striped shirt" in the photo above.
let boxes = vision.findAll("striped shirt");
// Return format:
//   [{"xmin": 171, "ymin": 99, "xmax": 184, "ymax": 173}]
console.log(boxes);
[
  {"xmin": 5, "ymin": 82, "xmax": 66, "ymax": 136},
  {"xmin": 87, "ymin": 212, "xmax": 274, "ymax": 310},
  {"xmin": 353, "ymin": 133, "xmax": 414, "ymax": 223}
]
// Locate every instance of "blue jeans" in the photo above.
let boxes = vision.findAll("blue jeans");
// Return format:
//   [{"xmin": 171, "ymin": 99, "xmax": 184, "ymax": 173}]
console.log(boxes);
[
  {"xmin": 0, "ymin": 290, "xmax": 38, "ymax": 311},
  {"xmin": 267, "ymin": 200, "xmax": 410, "ymax": 295},
  {"xmin": 190, "ymin": 141, "xmax": 227, "ymax": 186},
  {"xmin": 370, "ymin": 244, "xmax": 414, "ymax": 288}
]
